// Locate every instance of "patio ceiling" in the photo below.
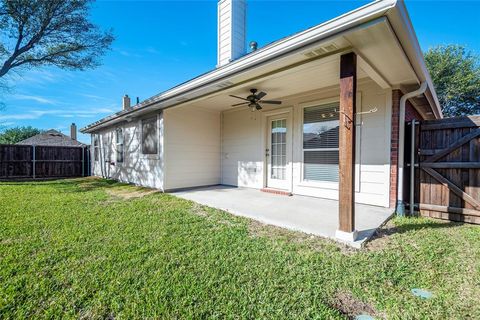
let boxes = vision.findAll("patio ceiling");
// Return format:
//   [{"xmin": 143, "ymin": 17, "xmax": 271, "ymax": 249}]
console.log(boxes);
[{"xmin": 180, "ymin": 54, "xmax": 367, "ymax": 112}]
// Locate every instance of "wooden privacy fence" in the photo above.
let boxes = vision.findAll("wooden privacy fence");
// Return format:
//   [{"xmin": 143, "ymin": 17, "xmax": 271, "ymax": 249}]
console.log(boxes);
[
  {"xmin": 0, "ymin": 144, "xmax": 90, "ymax": 179},
  {"xmin": 409, "ymin": 116, "xmax": 480, "ymax": 224}
]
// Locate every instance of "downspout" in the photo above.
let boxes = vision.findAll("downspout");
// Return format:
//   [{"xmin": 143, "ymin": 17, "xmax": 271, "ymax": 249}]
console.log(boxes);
[{"xmin": 396, "ymin": 81, "xmax": 427, "ymax": 216}]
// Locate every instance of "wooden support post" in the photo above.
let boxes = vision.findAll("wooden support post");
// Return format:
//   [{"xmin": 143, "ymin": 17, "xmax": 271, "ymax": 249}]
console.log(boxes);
[{"xmin": 337, "ymin": 52, "xmax": 357, "ymax": 239}]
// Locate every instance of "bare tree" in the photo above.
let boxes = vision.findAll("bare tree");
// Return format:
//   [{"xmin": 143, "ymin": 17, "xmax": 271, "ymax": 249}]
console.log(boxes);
[{"xmin": 0, "ymin": 0, "xmax": 114, "ymax": 78}]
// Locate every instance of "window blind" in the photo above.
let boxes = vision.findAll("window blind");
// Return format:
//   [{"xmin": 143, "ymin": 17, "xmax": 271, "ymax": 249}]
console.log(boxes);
[
  {"xmin": 142, "ymin": 117, "xmax": 158, "ymax": 155},
  {"xmin": 303, "ymin": 102, "xmax": 339, "ymax": 182},
  {"xmin": 116, "ymin": 128, "xmax": 124, "ymax": 163}
]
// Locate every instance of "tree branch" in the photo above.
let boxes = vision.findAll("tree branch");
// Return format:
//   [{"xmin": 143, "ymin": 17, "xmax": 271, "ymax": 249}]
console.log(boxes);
[{"xmin": 0, "ymin": 0, "xmax": 114, "ymax": 78}]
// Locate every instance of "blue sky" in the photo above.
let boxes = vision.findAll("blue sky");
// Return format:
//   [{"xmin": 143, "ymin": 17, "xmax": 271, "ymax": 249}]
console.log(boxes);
[{"xmin": 1, "ymin": 0, "xmax": 479, "ymax": 144}]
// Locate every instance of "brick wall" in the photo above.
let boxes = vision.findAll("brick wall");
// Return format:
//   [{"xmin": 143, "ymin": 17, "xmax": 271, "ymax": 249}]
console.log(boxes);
[
  {"xmin": 405, "ymin": 100, "xmax": 423, "ymax": 122},
  {"xmin": 389, "ymin": 90, "xmax": 424, "ymax": 208}
]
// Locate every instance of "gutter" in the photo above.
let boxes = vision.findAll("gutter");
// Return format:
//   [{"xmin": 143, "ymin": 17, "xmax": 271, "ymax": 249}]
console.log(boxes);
[{"xmin": 396, "ymin": 81, "xmax": 427, "ymax": 216}]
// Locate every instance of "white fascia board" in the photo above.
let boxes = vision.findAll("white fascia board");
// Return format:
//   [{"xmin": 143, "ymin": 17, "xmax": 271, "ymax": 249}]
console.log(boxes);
[
  {"xmin": 81, "ymin": 0, "xmax": 398, "ymax": 133},
  {"xmin": 386, "ymin": 1, "xmax": 442, "ymax": 118}
]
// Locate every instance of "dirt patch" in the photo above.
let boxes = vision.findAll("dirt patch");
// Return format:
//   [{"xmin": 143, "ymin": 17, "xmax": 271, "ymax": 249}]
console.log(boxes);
[
  {"xmin": 365, "ymin": 220, "xmax": 399, "ymax": 252},
  {"xmin": 247, "ymin": 219, "xmax": 358, "ymax": 254},
  {"xmin": 330, "ymin": 291, "xmax": 381, "ymax": 319},
  {"xmin": 190, "ymin": 203, "xmax": 210, "ymax": 217},
  {"xmin": 105, "ymin": 187, "xmax": 159, "ymax": 200}
]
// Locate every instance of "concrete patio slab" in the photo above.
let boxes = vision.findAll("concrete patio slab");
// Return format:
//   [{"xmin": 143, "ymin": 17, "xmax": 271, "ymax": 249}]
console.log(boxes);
[{"xmin": 172, "ymin": 185, "xmax": 393, "ymax": 248}]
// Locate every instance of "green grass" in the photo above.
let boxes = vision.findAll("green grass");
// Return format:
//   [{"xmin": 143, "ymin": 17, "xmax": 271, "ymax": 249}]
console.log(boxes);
[{"xmin": 0, "ymin": 178, "xmax": 479, "ymax": 319}]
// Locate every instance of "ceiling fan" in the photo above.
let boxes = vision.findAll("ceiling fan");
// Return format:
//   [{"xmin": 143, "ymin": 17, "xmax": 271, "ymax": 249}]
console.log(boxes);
[{"xmin": 229, "ymin": 89, "xmax": 281, "ymax": 111}]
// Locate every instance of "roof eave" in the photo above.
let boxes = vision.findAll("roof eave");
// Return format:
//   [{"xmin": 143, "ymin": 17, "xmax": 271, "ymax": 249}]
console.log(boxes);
[
  {"xmin": 81, "ymin": 0, "xmax": 398, "ymax": 133},
  {"xmin": 385, "ymin": 1, "xmax": 443, "ymax": 119}
]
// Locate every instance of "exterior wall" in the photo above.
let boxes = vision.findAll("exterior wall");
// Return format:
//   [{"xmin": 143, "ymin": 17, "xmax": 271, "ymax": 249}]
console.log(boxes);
[
  {"xmin": 221, "ymin": 107, "xmax": 264, "ymax": 187},
  {"xmin": 389, "ymin": 89, "xmax": 424, "ymax": 208},
  {"xmin": 405, "ymin": 100, "xmax": 423, "ymax": 122},
  {"xmin": 91, "ymin": 111, "xmax": 164, "ymax": 190},
  {"xmin": 163, "ymin": 106, "xmax": 221, "ymax": 190},
  {"xmin": 222, "ymin": 80, "xmax": 393, "ymax": 207}
]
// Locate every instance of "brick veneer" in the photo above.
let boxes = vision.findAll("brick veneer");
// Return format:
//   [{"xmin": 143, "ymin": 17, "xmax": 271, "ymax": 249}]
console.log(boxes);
[
  {"xmin": 405, "ymin": 99, "xmax": 423, "ymax": 122},
  {"xmin": 389, "ymin": 90, "xmax": 423, "ymax": 208}
]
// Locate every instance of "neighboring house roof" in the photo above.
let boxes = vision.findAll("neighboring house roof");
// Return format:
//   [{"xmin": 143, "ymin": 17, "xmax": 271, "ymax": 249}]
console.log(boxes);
[
  {"xmin": 81, "ymin": 0, "xmax": 442, "ymax": 134},
  {"xmin": 16, "ymin": 129, "xmax": 87, "ymax": 147}
]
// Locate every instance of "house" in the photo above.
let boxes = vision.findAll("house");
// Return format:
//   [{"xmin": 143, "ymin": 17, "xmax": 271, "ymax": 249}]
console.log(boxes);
[
  {"xmin": 81, "ymin": 0, "xmax": 442, "ymax": 244},
  {"xmin": 17, "ymin": 123, "xmax": 87, "ymax": 147}
]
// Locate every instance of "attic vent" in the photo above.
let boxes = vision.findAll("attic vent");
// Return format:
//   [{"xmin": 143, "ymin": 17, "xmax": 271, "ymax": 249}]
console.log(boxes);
[
  {"xmin": 323, "ymin": 44, "xmax": 338, "ymax": 52},
  {"xmin": 217, "ymin": 81, "xmax": 234, "ymax": 88},
  {"xmin": 303, "ymin": 43, "xmax": 338, "ymax": 58}
]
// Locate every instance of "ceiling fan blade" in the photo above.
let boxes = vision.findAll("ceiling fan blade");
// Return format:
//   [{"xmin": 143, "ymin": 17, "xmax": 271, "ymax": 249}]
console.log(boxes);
[
  {"xmin": 261, "ymin": 100, "xmax": 282, "ymax": 105},
  {"xmin": 256, "ymin": 91, "xmax": 267, "ymax": 100},
  {"xmin": 231, "ymin": 102, "xmax": 249, "ymax": 107},
  {"xmin": 229, "ymin": 94, "xmax": 249, "ymax": 101}
]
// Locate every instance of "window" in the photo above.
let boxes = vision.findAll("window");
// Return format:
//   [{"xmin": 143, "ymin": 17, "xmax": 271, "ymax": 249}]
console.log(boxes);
[
  {"xmin": 142, "ymin": 116, "xmax": 158, "ymax": 155},
  {"xmin": 93, "ymin": 135, "xmax": 99, "ymax": 161},
  {"xmin": 303, "ymin": 102, "xmax": 339, "ymax": 182},
  {"xmin": 270, "ymin": 119, "xmax": 287, "ymax": 180},
  {"xmin": 116, "ymin": 128, "xmax": 124, "ymax": 163}
]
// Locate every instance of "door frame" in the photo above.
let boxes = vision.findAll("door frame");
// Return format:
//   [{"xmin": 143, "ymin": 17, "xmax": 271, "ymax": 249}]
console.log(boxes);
[{"xmin": 261, "ymin": 107, "xmax": 293, "ymax": 191}]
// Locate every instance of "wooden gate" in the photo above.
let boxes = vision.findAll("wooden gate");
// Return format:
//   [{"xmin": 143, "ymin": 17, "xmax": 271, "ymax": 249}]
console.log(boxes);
[{"xmin": 413, "ymin": 116, "xmax": 480, "ymax": 224}]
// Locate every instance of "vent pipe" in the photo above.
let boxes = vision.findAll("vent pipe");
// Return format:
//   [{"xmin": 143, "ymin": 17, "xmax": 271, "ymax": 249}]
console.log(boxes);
[{"xmin": 249, "ymin": 41, "xmax": 258, "ymax": 52}]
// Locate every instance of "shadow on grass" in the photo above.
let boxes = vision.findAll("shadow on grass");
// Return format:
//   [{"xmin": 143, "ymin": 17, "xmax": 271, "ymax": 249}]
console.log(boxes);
[{"xmin": 373, "ymin": 217, "xmax": 465, "ymax": 238}]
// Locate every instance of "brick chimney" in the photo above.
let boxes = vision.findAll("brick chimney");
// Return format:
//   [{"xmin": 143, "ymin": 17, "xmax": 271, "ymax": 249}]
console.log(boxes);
[
  {"xmin": 217, "ymin": 0, "xmax": 246, "ymax": 67},
  {"xmin": 70, "ymin": 123, "xmax": 77, "ymax": 140},
  {"xmin": 122, "ymin": 94, "xmax": 131, "ymax": 110}
]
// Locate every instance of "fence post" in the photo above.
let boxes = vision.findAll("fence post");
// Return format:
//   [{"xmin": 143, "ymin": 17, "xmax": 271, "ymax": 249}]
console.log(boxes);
[
  {"xmin": 32, "ymin": 145, "xmax": 36, "ymax": 179},
  {"xmin": 81, "ymin": 146, "xmax": 85, "ymax": 177}
]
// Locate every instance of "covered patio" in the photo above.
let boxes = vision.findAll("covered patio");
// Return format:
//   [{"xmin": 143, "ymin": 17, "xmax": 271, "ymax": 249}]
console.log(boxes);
[
  {"xmin": 173, "ymin": 186, "xmax": 393, "ymax": 248},
  {"xmin": 82, "ymin": 1, "xmax": 441, "ymax": 247}
]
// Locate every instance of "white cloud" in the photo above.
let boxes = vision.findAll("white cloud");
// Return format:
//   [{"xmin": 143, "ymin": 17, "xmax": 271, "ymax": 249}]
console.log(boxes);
[
  {"xmin": 146, "ymin": 46, "xmax": 161, "ymax": 54},
  {"xmin": 0, "ymin": 106, "xmax": 115, "ymax": 121},
  {"xmin": 12, "ymin": 94, "xmax": 57, "ymax": 105},
  {"xmin": 116, "ymin": 48, "xmax": 143, "ymax": 58},
  {"xmin": 0, "ymin": 109, "xmax": 58, "ymax": 120},
  {"xmin": 8, "ymin": 69, "xmax": 67, "ymax": 87},
  {"xmin": 78, "ymin": 93, "xmax": 107, "ymax": 100}
]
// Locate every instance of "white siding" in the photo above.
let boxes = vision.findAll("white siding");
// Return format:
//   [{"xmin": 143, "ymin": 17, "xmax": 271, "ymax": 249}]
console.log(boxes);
[
  {"xmin": 221, "ymin": 80, "xmax": 392, "ymax": 207},
  {"xmin": 163, "ymin": 106, "xmax": 221, "ymax": 190},
  {"xmin": 217, "ymin": 0, "xmax": 246, "ymax": 66},
  {"xmin": 222, "ymin": 108, "xmax": 264, "ymax": 188},
  {"xmin": 91, "ymin": 112, "xmax": 164, "ymax": 190}
]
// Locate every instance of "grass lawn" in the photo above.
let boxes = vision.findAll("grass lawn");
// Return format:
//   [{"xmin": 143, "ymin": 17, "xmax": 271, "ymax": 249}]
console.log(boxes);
[{"xmin": 0, "ymin": 178, "xmax": 479, "ymax": 319}]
